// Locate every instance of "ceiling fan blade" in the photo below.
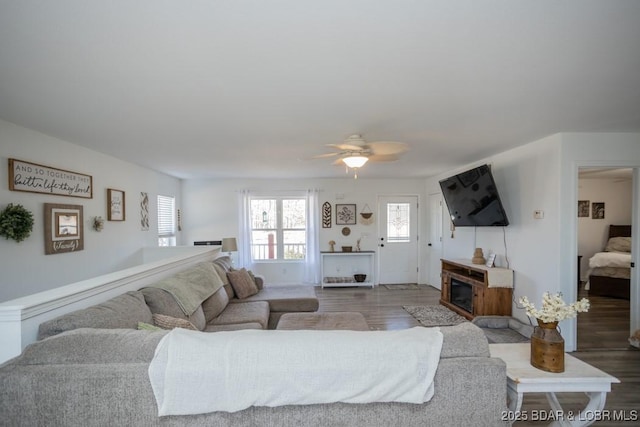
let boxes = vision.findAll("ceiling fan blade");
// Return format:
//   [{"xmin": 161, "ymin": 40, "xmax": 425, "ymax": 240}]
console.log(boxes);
[
  {"xmin": 367, "ymin": 141, "xmax": 409, "ymax": 155},
  {"xmin": 326, "ymin": 143, "xmax": 365, "ymax": 151},
  {"xmin": 368, "ymin": 154, "xmax": 400, "ymax": 162},
  {"xmin": 312, "ymin": 152, "xmax": 340, "ymax": 159}
]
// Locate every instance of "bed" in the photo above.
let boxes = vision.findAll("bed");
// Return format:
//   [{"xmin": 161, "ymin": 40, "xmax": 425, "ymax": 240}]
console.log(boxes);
[{"xmin": 586, "ymin": 225, "xmax": 632, "ymax": 300}]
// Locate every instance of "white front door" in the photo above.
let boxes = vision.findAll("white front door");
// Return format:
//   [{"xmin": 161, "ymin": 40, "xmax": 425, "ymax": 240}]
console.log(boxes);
[
  {"xmin": 428, "ymin": 193, "xmax": 445, "ymax": 289},
  {"xmin": 377, "ymin": 195, "xmax": 419, "ymax": 284}
]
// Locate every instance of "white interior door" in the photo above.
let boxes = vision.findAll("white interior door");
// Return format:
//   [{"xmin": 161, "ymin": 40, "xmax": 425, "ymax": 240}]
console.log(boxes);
[
  {"xmin": 428, "ymin": 193, "xmax": 444, "ymax": 289},
  {"xmin": 377, "ymin": 195, "xmax": 418, "ymax": 284}
]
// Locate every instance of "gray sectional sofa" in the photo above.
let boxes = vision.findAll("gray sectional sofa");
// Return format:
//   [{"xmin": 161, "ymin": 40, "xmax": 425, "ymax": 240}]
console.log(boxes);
[{"xmin": 0, "ymin": 257, "xmax": 508, "ymax": 426}]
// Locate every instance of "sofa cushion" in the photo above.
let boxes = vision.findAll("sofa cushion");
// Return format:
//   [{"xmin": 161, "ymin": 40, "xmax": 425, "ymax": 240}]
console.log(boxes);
[
  {"xmin": 14, "ymin": 328, "xmax": 166, "ymax": 365},
  {"xmin": 212, "ymin": 262, "xmax": 235, "ymax": 299},
  {"xmin": 227, "ymin": 268, "xmax": 259, "ymax": 299},
  {"xmin": 152, "ymin": 313, "xmax": 198, "ymax": 331},
  {"xmin": 229, "ymin": 285, "xmax": 319, "ymax": 312},
  {"xmin": 203, "ymin": 322, "xmax": 264, "ymax": 332},
  {"xmin": 37, "ymin": 291, "xmax": 153, "ymax": 340},
  {"xmin": 141, "ymin": 287, "xmax": 207, "ymax": 331},
  {"xmin": 213, "ymin": 255, "xmax": 233, "ymax": 271},
  {"xmin": 201, "ymin": 287, "xmax": 229, "ymax": 322},
  {"xmin": 209, "ymin": 301, "xmax": 270, "ymax": 329}
]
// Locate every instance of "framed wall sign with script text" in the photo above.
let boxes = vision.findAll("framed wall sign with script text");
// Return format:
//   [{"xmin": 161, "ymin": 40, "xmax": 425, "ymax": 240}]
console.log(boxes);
[
  {"xmin": 44, "ymin": 203, "xmax": 84, "ymax": 255},
  {"xmin": 8, "ymin": 158, "xmax": 93, "ymax": 199},
  {"xmin": 107, "ymin": 189, "xmax": 125, "ymax": 221}
]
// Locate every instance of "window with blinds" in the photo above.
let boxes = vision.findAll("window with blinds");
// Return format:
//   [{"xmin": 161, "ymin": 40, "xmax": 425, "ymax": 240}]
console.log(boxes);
[{"xmin": 157, "ymin": 195, "xmax": 176, "ymax": 246}]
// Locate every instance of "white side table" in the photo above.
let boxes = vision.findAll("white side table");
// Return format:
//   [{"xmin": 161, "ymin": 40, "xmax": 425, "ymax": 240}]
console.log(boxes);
[{"xmin": 490, "ymin": 343, "xmax": 620, "ymax": 427}]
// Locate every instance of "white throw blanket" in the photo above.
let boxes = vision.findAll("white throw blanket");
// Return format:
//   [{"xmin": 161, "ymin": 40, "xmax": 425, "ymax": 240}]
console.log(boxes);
[{"xmin": 148, "ymin": 326, "xmax": 443, "ymax": 415}]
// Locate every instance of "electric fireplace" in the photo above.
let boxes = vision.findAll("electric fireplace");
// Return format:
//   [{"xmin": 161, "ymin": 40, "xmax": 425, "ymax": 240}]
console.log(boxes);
[{"xmin": 450, "ymin": 277, "xmax": 473, "ymax": 313}]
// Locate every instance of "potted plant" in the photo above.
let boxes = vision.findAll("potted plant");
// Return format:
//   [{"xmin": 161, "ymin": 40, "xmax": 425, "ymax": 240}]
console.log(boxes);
[{"xmin": 0, "ymin": 203, "xmax": 35, "ymax": 243}]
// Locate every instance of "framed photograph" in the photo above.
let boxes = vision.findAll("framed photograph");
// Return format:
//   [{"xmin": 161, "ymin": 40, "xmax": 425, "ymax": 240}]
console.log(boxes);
[
  {"xmin": 336, "ymin": 204, "xmax": 356, "ymax": 225},
  {"xmin": 577, "ymin": 200, "xmax": 590, "ymax": 217},
  {"xmin": 107, "ymin": 188, "xmax": 125, "ymax": 221},
  {"xmin": 592, "ymin": 202, "xmax": 605, "ymax": 219},
  {"xmin": 44, "ymin": 203, "xmax": 84, "ymax": 255}
]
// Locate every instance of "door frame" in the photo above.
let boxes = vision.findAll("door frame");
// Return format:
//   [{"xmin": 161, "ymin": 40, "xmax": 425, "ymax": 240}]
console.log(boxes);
[
  {"xmin": 565, "ymin": 162, "xmax": 639, "ymax": 351},
  {"xmin": 376, "ymin": 193, "xmax": 421, "ymax": 285}
]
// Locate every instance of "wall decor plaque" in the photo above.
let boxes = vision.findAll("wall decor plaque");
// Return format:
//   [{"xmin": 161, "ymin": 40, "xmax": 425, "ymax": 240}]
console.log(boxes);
[
  {"xmin": 322, "ymin": 202, "xmax": 332, "ymax": 228},
  {"xmin": 8, "ymin": 158, "xmax": 93, "ymax": 199},
  {"xmin": 336, "ymin": 204, "xmax": 356, "ymax": 225},
  {"xmin": 107, "ymin": 188, "xmax": 125, "ymax": 221},
  {"xmin": 44, "ymin": 203, "xmax": 84, "ymax": 255}
]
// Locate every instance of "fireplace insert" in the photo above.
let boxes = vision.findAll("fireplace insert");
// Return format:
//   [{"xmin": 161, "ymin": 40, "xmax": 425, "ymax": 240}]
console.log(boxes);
[{"xmin": 450, "ymin": 277, "xmax": 473, "ymax": 314}]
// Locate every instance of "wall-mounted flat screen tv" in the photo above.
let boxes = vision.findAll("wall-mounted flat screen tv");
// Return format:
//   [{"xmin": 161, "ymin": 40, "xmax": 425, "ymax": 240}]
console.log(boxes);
[{"xmin": 439, "ymin": 164, "xmax": 509, "ymax": 227}]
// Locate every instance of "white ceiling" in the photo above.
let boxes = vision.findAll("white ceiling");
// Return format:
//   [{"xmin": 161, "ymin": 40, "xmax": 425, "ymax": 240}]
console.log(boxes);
[{"xmin": 1, "ymin": 1, "xmax": 639, "ymax": 180}]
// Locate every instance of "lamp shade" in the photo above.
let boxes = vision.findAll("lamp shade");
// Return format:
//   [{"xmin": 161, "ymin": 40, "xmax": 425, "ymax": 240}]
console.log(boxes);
[
  {"xmin": 221, "ymin": 237, "xmax": 237, "ymax": 252},
  {"xmin": 342, "ymin": 156, "xmax": 368, "ymax": 168}
]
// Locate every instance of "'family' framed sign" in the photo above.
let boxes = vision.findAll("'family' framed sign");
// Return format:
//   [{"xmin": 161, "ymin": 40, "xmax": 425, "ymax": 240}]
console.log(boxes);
[{"xmin": 8, "ymin": 158, "xmax": 93, "ymax": 199}]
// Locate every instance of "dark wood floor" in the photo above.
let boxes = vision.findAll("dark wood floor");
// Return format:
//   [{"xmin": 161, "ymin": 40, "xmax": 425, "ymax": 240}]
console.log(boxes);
[{"xmin": 314, "ymin": 284, "xmax": 640, "ymax": 427}]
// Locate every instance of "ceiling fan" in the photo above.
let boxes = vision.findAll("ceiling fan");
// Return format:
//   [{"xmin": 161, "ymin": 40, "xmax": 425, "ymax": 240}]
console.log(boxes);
[{"xmin": 313, "ymin": 134, "xmax": 409, "ymax": 178}]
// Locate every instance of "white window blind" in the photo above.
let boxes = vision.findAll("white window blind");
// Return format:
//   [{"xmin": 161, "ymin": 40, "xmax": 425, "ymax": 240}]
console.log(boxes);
[{"xmin": 157, "ymin": 195, "xmax": 176, "ymax": 246}]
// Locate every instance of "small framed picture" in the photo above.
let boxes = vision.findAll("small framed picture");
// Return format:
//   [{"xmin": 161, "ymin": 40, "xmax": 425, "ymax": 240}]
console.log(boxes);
[
  {"xmin": 592, "ymin": 202, "xmax": 605, "ymax": 220},
  {"xmin": 336, "ymin": 204, "xmax": 356, "ymax": 225},
  {"xmin": 577, "ymin": 200, "xmax": 590, "ymax": 218},
  {"xmin": 107, "ymin": 188, "xmax": 125, "ymax": 221},
  {"xmin": 44, "ymin": 203, "xmax": 84, "ymax": 255},
  {"xmin": 485, "ymin": 253, "xmax": 496, "ymax": 268}
]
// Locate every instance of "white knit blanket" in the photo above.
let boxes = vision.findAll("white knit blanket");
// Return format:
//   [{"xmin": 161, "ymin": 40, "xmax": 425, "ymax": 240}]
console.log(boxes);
[{"xmin": 148, "ymin": 326, "xmax": 443, "ymax": 415}]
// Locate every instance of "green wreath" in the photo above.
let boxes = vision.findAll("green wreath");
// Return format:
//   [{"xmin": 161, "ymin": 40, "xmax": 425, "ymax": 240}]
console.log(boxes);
[{"xmin": 0, "ymin": 203, "xmax": 34, "ymax": 243}]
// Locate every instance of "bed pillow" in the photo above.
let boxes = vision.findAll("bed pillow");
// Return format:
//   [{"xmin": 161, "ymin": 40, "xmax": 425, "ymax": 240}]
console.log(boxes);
[{"xmin": 604, "ymin": 236, "xmax": 631, "ymax": 253}]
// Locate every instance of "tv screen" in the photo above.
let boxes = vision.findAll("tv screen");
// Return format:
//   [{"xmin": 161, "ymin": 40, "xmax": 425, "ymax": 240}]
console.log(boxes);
[{"xmin": 439, "ymin": 164, "xmax": 509, "ymax": 227}]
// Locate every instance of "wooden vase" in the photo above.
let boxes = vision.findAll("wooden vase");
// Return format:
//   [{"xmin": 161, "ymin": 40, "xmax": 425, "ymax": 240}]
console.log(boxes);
[{"xmin": 530, "ymin": 319, "xmax": 565, "ymax": 373}]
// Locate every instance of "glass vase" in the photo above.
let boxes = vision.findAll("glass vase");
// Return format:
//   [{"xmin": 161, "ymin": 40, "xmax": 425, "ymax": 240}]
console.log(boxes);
[{"xmin": 530, "ymin": 319, "xmax": 565, "ymax": 373}]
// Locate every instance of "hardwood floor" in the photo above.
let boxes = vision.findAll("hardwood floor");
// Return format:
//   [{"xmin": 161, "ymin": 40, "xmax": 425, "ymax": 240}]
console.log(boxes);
[{"xmin": 314, "ymin": 284, "xmax": 640, "ymax": 426}]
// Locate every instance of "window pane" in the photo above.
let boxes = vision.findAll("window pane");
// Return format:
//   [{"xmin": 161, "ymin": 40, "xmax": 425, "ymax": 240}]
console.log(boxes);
[
  {"xmin": 251, "ymin": 230, "xmax": 278, "ymax": 260},
  {"xmin": 283, "ymin": 199, "xmax": 306, "ymax": 228},
  {"xmin": 251, "ymin": 199, "xmax": 277, "ymax": 229},
  {"xmin": 283, "ymin": 230, "xmax": 306, "ymax": 259},
  {"xmin": 157, "ymin": 195, "xmax": 176, "ymax": 247},
  {"xmin": 387, "ymin": 203, "xmax": 410, "ymax": 242}
]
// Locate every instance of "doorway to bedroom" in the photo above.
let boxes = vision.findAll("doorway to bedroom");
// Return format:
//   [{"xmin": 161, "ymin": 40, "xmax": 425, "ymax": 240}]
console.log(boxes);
[{"xmin": 577, "ymin": 167, "xmax": 633, "ymax": 350}]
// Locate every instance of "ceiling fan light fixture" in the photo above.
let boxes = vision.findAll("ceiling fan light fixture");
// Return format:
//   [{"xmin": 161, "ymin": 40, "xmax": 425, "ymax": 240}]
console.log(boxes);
[{"xmin": 342, "ymin": 155, "xmax": 368, "ymax": 168}]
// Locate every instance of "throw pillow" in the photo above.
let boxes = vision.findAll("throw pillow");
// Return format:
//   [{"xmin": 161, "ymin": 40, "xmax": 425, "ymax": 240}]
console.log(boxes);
[
  {"xmin": 227, "ymin": 268, "xmax": 259, "ymax": 299},
  {"xmin": 201, "ymin": 287, "xmax": 230, "ymax": 322},
  {"xmin": 247, "ymin": 270, "xmax": 263, "ymax": 290},
  {"xmin": 137, "ymin": 322, "xmax": 163, "ymax": 331},
  {"xmin": 212, "ymin": 262, "xmax": 235, "ymax": 299},
  {"xmin": 152, "ymin": 313, "xmax": 198, "ymax": 330}
]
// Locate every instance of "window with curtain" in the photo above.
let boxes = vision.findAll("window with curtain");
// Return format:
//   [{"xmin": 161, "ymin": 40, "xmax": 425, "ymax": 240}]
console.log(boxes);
[
  {"xmin": 157, "ymin": 194, "xmax": 176, "ymax": 247},
  {"xmin": 249, "ymin": 197, "xmax": 306, "ymax": 261}
]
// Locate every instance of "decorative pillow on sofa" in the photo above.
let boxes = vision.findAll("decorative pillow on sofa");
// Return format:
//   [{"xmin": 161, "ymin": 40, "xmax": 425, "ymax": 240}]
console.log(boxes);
[
  {"xmin": 247, "ymin": 270, "xmax": 263, "ymax": 290},
  {"xmin": 152, "ymin": 313, "xmax": 198, "ymax": 330},
  {"xmin": 227, "ymin": 268, "xmax": 259, "ymax": 299}
]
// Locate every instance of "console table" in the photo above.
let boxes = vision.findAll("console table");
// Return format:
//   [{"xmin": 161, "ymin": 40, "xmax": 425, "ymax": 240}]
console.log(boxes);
[
  {"xmin": 490, "ymin": 343, "xmax": 620, "ymax": 427},
  {"xmin": 320, "ymin": 251, "xmax": 375, "ymax": 288}
]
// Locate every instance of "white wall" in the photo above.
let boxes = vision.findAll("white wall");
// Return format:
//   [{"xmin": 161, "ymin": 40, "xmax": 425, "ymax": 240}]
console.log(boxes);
[
  {"xmin": 425, "ymin": 134, "xmax": 563, "ymax": 326},
  {"xmin": 0, "ymin": 119, "xmax": 182, "ymax": 302},
  {"xmin": 578, "ymin": 177, "xmax": 633, "ymax": 281},
  {"xmin": 182, "ymin": 178, "xmax": 427, "ymax": 284}
]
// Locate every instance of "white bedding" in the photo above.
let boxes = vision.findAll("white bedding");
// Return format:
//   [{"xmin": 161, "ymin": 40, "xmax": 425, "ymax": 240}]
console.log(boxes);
[
  {"xmin": 148, "ymin": 327, "xmax": 443, "ymax": 415},
  {"xmin": 588, "ymin": 251, "xmax": 631, "ymax": 269}
]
